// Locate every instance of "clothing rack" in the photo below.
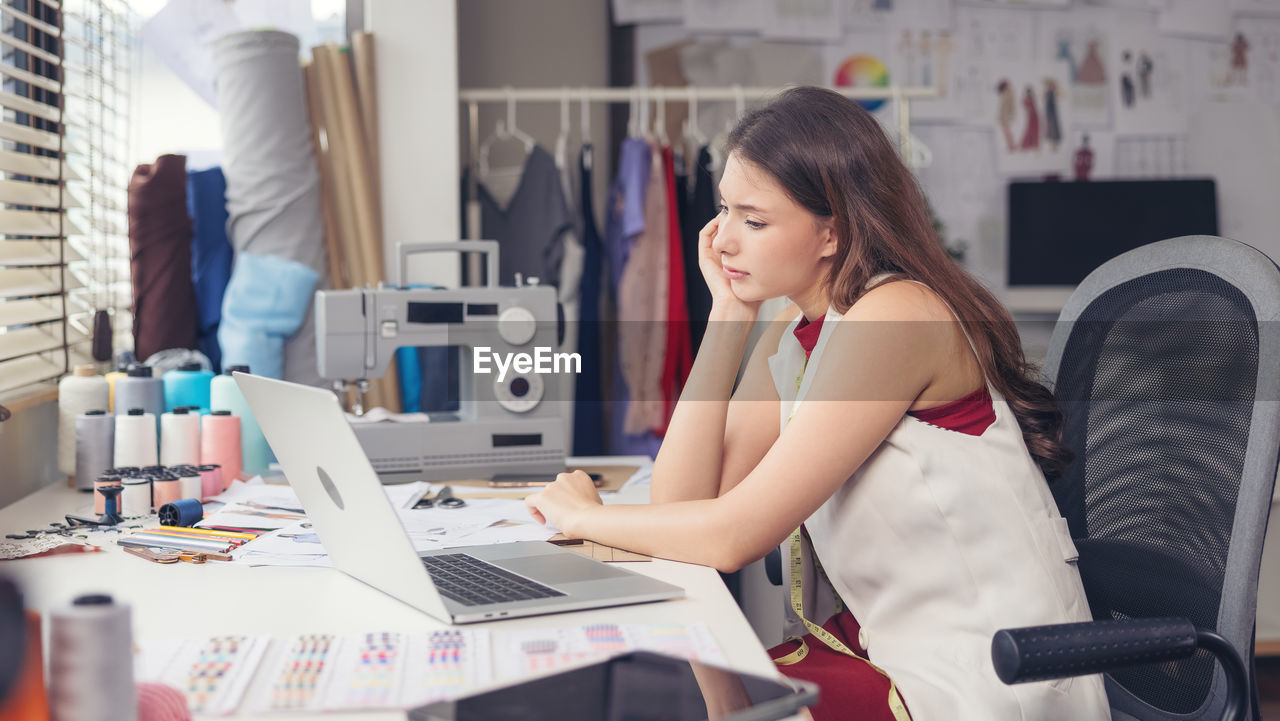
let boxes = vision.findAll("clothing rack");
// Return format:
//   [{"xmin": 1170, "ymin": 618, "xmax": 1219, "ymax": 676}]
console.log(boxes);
[{"xmin": 458, "ymin": 84, "xmax": 939, "ymax": 168}]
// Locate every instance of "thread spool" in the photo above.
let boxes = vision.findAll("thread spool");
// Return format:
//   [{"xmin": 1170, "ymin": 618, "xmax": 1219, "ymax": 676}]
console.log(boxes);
[
  {"xmin": 99, "ymin": 485, "xmax": 124, "ymax": 525},
  {"xmin": 114, "ymin": 409, "xmax": 158, "ymax": 468},
  {"xmin": 152, "ymin": 472, "xmax": 182, "ymax": 509},
  {"xmin": 103, "ymin": 350, "xmax": 137, "ymax": 413},
  {"xmin": 158, "ymin": 498, "xmax": 204, "ymax": 527},
  {"xmin": 121, "ymin": 476, "xmax": 152, "ymax": 517},
  {"xmin": 0, "ymin": 603, "xmax": 52, "ymax": 721},
  {"xmin": 159, "ymin": 407, "xmax": 200, "ymax": 466},
  {"xmin": 163, "ymin": 361, "xmax": 213, "ymax": 412},
  {"xmin": 58, "ymin": 366, "xmax": 109, "ymax": 478},
  {"xmin": 210, "ymin": 366, "xmax": 271, "ymax": 477},
  {"xmin": 113, "ymin": 365, "xmax": 164, "ymax": 442},
  {"xmin": 135, "ymin": 682, "xmax": 189, "ymax": 721},
  {"xmin": 172, "ymin": 466, "xmax": 202, "ymax": 501},
  {"xmin": 48, "ymin": 594, "xmax": 137, "ymax": 721},
  {"xmin": 74, "ymin": 410, "xmax": 114, "ymax": 492},
  {"xmin": 200, "ymin": 411, "xmax": 241, "ymax": 487},
  {"xmin": 93, "ymin": 475, "xmax": 122, "ymax": 516},
  {"xmin": 198, "ymin": 465, "xmax": 223, "ymax": 500}
]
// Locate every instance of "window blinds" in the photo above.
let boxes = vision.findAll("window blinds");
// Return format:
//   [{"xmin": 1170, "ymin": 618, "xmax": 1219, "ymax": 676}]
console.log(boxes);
[{"xmin": 0, "ymin": 0, "xmax": 131, "ymax": 397}]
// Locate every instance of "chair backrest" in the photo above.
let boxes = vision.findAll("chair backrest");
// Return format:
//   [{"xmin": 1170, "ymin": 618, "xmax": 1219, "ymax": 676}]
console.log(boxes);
[{"xmin": 1042, "ymin": 236, "xmax": 1280, "ymax": 721}]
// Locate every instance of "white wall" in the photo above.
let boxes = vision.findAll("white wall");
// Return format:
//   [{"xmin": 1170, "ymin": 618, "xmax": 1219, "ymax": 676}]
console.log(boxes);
[{"xmin": 366, "ymin": 0, "xmax": 460, "ymax": 287}]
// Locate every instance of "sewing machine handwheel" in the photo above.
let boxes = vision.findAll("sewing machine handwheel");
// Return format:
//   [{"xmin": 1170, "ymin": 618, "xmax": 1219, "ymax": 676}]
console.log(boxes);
[{"xmin": 495, "ymin": 373, "xmax": 543, "ymax": 413}]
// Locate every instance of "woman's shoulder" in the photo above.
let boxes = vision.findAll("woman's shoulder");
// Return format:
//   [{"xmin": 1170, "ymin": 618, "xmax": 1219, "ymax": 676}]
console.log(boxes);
[{"xmin": 841, "ymin": 278, "xmax": 957, "ymax": 325}]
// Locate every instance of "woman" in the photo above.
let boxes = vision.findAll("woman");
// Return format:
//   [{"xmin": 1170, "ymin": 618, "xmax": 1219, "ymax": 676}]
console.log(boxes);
[
  {"xmin": 526, "ymin": 87, "xmax": 1108, "ymax": 721},
  {"xmin": 1019, "ymin": 84, "xmax": 1040, "ymax": 151}
]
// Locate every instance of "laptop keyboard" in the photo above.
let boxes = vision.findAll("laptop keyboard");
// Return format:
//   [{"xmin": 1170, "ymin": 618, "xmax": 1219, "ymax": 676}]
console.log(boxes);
[{"xmin": 422, "ymin": 553, "xmax": 566, "ymax": 607}]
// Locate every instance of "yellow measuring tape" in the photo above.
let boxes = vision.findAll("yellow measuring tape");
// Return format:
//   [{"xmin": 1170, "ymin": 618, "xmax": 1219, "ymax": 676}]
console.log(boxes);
[{"xmin": 772, "ymin": 527, "xmax": 912, "ymax": 721}]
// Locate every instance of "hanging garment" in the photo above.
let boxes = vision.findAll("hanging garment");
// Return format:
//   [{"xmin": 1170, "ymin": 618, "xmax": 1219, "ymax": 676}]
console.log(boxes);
[
  {"xmin": 682, "ymin": 146, "xmax": 715, "ymax": 355},
  {"xmin": 212, "ymin": 30, "xmax": 326, "ymax": 385},
  {"xmin": 604, "ymin": 138, "xmax": 660, "ymax": 457},
  {"xmin": 656, "ymin": 147, "xmax": 691, "ymax": 435},
  {"xmin": 617, "ymin": 145, "xmax": 670, "ymax": 437},
  {"xmin": 573, "ymin": 144, "xmax": 607, "ymax": 456},
  {"xmin": 186, "ymin": 166, "xmax": 233, "ymax": 372},
  {"xmin": 556, "ymin": 148, "xmax": 586, "ymax": 359},
  {"xmin": 478, "ymin": 145, "xmax": 573, "ymax": 288},
  {"xmin": 768, "ymin": 295, "xmax": 1110, "ymax": 721},
  {"xmin": 127, "ymin": 154, "xmax": 199, "ymax": 363}
]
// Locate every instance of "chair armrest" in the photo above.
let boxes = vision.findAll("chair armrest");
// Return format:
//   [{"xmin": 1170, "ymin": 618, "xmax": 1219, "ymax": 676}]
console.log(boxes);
[{"xmin": 991, "ymin": 618, "xmax": 1247, "ymax": 721}]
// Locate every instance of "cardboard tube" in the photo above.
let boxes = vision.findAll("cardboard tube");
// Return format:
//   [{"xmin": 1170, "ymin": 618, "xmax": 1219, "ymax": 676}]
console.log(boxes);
[
  {"xmin": 316, "ymin": 44, "xmax": 380, "ymax": 284},
  {"xmin": 303, "ymin": 60, "xmax": 349, "ymax": 291},
  {"xmin": 309, "ymin": 45, "xmax": 367, "ymax": 287}
]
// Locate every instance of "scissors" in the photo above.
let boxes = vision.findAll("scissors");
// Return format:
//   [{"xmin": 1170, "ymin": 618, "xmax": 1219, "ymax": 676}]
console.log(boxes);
[
  {"xmin": 412, "ymin": 486, "xmax": 466, "ymax": 509},
  {"xmin": 123, "ymin": 546, "xmax": 208, "ymax": 564}
]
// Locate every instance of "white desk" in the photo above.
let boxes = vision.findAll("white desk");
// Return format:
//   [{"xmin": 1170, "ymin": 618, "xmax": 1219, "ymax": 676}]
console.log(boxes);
[{"xmin": 0, "ymin": 479, "xmax": 781, "ymax": 720}]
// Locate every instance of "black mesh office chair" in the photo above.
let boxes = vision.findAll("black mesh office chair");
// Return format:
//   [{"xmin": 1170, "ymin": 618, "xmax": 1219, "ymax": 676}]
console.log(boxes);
[{"xmin": 992, "ymin": 236, "xmax": 1280, "ymax": 721}]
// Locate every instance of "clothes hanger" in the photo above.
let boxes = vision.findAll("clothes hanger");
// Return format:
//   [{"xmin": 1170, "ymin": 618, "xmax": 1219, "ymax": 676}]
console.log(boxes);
[
  {"xmin": 580, "ymin": 86, "xmax": 593, "ymax": 172},
  {"xmin": 708, "ymin": 84, "xmax": 745, "ymax": 173},
  {"xmin": 627, "ymin": 85, "xmax": 639, "ymax": 139},
  {"xmin": 554, "ymin": 86, "xmax": 571, "ymax": 172},
  {"xmin": 683, "ymin": 86, "xmax": 709, "ymax": 164},
  {"xmin": 478, "ymin": 87, "xmax": 536, "ymax": 178},
  {"xmin": 653, "ymin": 86, "xmax": 669, "ymax": 147}
]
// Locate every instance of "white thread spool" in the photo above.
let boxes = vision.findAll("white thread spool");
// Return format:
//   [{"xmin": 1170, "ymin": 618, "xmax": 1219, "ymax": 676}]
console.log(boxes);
[
  {"xmin": 160, "ymin": 407, "xmax": 201, "ymax": 466},
  {"xmin": 121, "ymin": 476, "xmax": 152, "ymax": 517},
  {"xmin": 49, "ymin": 593, "xmax": 139, "ymax": 721},
  {"xmin": 74, "ymin": 410, "xmax": 114, "ymax": 491},
  {"xmin": 59, "ymin": 366, "xmax": 109, "ymax": 477},
  {"xmin": 113, "ymin": 409, "xmax": 158, "ymax": 468},
  {"xmin": 176, "ymin": 466, "xmax": 203, "ymax": 501}
]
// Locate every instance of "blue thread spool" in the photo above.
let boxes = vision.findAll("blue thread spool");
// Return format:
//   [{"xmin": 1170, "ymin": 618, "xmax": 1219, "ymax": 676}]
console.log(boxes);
[
  {"xmin": 98, "ymin": 485, "xmax": 123, "ymax": 525},
  {"xmin": 163, "ymin": 362, "xmax": 214, "ymax": 413},
  {"xmin": 157, "ymin": 498, "xmax": 203, "ymax": 527}
]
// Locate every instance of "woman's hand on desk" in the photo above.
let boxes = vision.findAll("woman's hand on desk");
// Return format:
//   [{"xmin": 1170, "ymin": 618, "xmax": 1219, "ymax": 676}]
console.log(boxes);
[{"xmin": 524, "ymin": 471, "xmax": 603, "ymax": 537}]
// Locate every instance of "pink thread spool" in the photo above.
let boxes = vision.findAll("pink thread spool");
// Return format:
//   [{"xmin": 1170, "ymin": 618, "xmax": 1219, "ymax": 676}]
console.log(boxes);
[
  {"xmin": 198, "ymin": 465, "xmax": 222, "ymax": 501},
  {"xmin": 152, "ymin": 472, "xmax": 183, "ymax": 509},
  {"xmin": 200, "ymin": 411, "xmax": 241, "ymax": 489}
]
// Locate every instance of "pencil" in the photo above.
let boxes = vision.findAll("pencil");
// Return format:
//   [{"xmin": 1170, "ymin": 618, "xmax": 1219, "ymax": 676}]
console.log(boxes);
[
  {"xmin": 158, "ymin": 525, "xmax": 256, "ymax": 540},
  {"xmin": 127, "ymin": 532, "xmax": 233, "ymax": 552},
  {"xmin": 141, "ymin": 529, "xmax": 249, "ymax": 547}
]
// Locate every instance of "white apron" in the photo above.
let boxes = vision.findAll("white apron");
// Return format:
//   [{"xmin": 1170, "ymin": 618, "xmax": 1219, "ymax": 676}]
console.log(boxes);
[{"xmin": 769, "ymin": 304, "xmax": 1111, "ymax": 721}]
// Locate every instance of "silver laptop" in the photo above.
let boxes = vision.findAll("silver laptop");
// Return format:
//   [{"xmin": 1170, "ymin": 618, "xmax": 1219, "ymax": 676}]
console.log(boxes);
[{"xmin": 234, "ymin": 372, "xmax": 683, "ymax": 623}]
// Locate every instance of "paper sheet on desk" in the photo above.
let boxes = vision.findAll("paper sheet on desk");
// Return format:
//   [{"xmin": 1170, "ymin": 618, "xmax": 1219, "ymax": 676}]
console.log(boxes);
[
  {"xmin": 135, "ymin": 634, "xmax": 270, "ymax": 716},
  {"xmin": 496, "ymin": 622, "xmax": 725, "ymax": 680},
  {"xmin": 230, "ymin": 499, "xmax": 555, "ymax": 566},
  {"xmin": 209, "ymin": 478, "xmax": 429, "ymax": 511},
  {"xmin": 242, "ymin": 630, "xmax": 490, "ymax": 713},
  {"xmin": 345, "ymin": 407, "xmax": 431, "ymax": 424}
]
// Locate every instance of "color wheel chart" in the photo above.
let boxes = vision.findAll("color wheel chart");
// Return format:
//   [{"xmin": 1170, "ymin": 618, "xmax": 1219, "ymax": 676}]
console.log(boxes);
[
  {"xmin": 498, "ymin": 622, "xmax": 725, "ymax": 679},
  {"xmin": 833, "ymin": 54, "xmax": 891, "ymax": 112}
]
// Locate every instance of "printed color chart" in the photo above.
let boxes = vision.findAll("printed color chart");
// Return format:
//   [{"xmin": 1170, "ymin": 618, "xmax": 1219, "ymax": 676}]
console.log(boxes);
[
  {"xmin": 498, "ymin": 622, "xmax": 725, "ymax": 679},
  {"xmin": 135, "ymin": 635, "xmax": 271, "ymax": 716},
  {"xmin": 245, "ymin": 629, "xmax": 490, "ymax": 713}
]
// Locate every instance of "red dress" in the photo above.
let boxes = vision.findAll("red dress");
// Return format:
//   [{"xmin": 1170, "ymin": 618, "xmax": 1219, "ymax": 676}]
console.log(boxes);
[{"xmin": 768, "ymin": 316, "xmax": 994, "ymax": 721}]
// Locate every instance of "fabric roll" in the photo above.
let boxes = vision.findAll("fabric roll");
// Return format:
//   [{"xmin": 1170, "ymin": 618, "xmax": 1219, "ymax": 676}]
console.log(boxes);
[
  {"xmin": 128, "ymin": 154, "xmax": 199, "ymax": 362},
  {"xmin": 217, "ymin": 253, "xmax": 319, "ymax": 381},
  {"xmin": 213, "ymin": 30, "xmax": 326, "ymax": 386},
  {"xmin": 187, "ymin": 167, "xmax": 233, "ymax": 372}
]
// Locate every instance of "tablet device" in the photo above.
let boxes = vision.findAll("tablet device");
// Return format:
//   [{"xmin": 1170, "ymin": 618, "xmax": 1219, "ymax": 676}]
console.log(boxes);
[{"xmin": 409, "ymin": 650, "xmax": 817, "ymax": 721}]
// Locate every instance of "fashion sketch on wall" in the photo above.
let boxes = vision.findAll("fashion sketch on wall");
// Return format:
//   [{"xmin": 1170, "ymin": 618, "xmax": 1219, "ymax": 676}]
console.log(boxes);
[{"xmin": 991, "ymin": 63, "xmax": 1072, "ymax": 174}]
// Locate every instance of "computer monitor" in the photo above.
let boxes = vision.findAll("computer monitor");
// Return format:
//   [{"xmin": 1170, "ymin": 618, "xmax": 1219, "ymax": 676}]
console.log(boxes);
[{"xmin": 1007, "ymin": 179, "xmax": 1219, "ymax": 288}]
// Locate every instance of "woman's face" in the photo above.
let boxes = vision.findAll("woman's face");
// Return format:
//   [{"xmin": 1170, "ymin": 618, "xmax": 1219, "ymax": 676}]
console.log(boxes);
[{"xmin": 714, "ymin": 153, "xmax": 836, "ymax": 312}]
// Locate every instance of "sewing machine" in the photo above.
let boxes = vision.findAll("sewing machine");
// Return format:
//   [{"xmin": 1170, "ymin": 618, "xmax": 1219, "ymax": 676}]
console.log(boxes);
[{"xmin": 315, "ymin": 242, "xmax": 567, "ymax": 483}]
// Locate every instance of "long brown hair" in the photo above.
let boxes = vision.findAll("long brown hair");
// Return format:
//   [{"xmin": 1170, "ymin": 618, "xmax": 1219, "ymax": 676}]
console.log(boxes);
[{"xmin": 726, "ymin": 86, "xmax": 1071, "ymax": 480}]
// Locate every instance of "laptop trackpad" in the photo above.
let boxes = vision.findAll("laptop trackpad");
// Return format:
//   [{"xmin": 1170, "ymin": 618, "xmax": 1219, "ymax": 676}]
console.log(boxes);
[{"xmin": 500, "ymin": 554, "xmax": 631, "ymax": 585}]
